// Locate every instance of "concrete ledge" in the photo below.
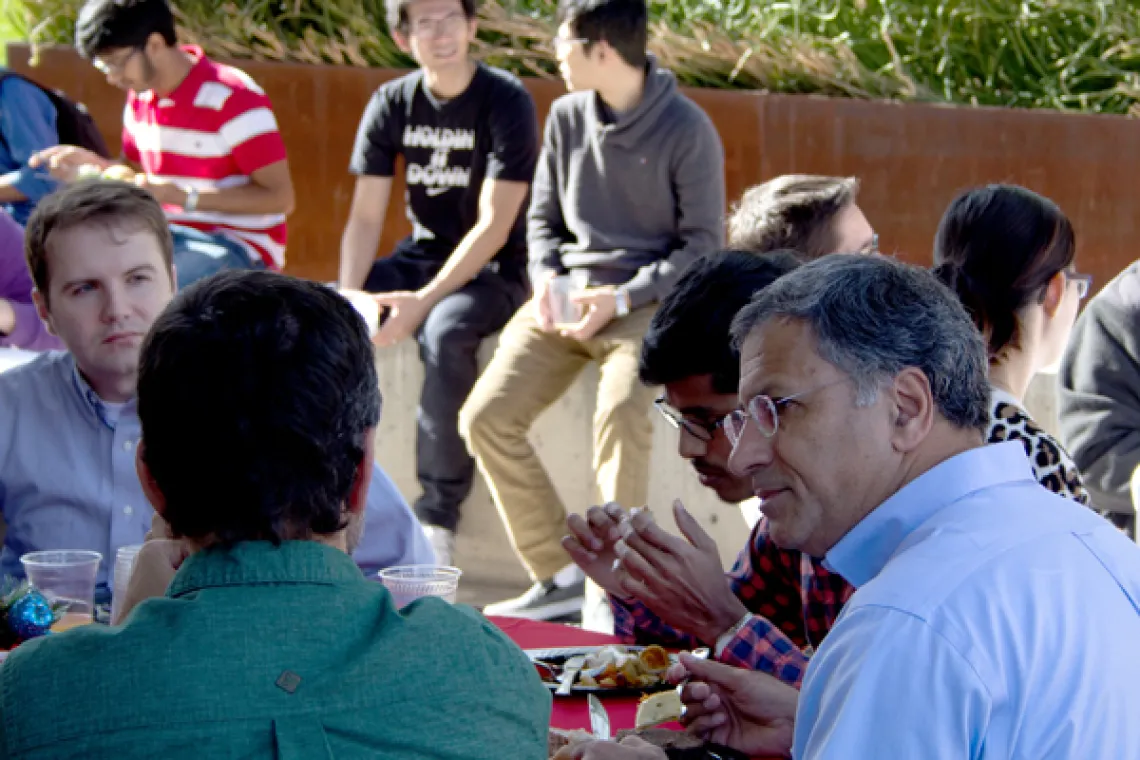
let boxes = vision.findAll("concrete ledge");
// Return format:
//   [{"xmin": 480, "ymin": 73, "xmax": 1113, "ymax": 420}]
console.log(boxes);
[{"xmin": 371, "ymin": 337, "xmax": 748, "ymax": 591}]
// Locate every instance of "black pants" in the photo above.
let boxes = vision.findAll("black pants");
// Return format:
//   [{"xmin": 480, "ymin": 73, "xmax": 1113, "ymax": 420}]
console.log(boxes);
[{"xmin": 364, "ymin": 242, "xmax": 529, "ymax": 531}]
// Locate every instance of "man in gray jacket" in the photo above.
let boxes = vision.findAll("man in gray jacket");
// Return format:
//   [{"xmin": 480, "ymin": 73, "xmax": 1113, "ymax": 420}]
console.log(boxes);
[
  {"xmin": 461, "ymin": 0, "xmax": 725, "ymax": 620},
  {"xmin": 1058, "ymin": 262, "xmax": 1140, "ymax": 537}
]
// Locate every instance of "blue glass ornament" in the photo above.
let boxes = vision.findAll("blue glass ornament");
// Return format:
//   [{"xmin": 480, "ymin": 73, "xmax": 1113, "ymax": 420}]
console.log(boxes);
[{"xmin": 7, "ymin": 592, "xmax": 54, "ymax": 640}]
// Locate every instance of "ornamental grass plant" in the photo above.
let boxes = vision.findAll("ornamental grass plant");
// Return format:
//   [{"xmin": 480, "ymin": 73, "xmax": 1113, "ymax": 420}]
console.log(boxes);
[{"xmin": 7, "ymin": 0, "xmax": 1140, "ymax": 115}]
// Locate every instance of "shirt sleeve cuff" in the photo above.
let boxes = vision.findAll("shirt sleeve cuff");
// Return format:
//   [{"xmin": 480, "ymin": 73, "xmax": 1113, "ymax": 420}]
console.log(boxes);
[{"xmin": 618, "ymin": 267, "xmax": 659, "ymax": 311}]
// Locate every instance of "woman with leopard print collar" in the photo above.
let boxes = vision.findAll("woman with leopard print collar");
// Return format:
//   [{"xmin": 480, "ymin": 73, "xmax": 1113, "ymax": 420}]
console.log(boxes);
[{"xmin": 933, "ymin": 184, "xmax": 1091, "ymax": 506}]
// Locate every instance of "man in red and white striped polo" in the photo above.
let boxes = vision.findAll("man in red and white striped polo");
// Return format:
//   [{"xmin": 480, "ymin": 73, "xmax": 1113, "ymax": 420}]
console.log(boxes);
[{"xmin": 32, "ymin": 0, "xmax": 295, "ymax": 290}]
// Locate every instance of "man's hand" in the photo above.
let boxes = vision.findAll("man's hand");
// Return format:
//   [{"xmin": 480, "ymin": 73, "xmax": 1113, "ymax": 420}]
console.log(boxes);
[
  {"xmin": 613, "ymin": 500, "xmax": 749, "ymax": 645},
  {"xmin": 371, "ymin": 291, "xmax": 431, "ymax": 347},
  {"xmin": 563, "ymin": 502, "xmax": 636, "ymax": 600},
  {"xmin": 567, "ymin": 736, "xmax": 668, "ymax": 759},
  {"xmin": 135, "ymin": 176, "xmax": 186, "ymax": 207},
  {"xmin": 28, "ymin": 145, "xmax": 111, "ymax": 182},
  {"xmin": 112, "ymin": 513, "xmax": 192, "ymax": 625},
  {"xmin": 533, "ymin": 270, "xmax": 558, "ymax": 332},
  {"xmin": 560, "ymin": 287, "xmax": 617, "ymax": 341},
  {"xmin": 671, "ymin": 653, "xmax": 797, "ymax": 757}
]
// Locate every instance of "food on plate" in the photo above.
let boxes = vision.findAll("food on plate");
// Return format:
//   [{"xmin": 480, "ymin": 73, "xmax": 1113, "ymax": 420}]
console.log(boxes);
[
  {"xmin": 635, "ymin": 690, "xmax": 684, "ymax": 729},
  {"xmin": 533, "ymin": 646, "xmax": 685, "ymax": 692},
  {"xmin": 576, "ymin": 645, "xmax": 673, "ymax": 689},
  {"xmin": 102, "ymin": 165, "xmax": 139, "ymax": 182},
  {"xmin": 549, "ymin": 727, "xmax": 753, "ymax": 760},
  {"xmin": 639, "ymin": 644, "xmax": 671, "ymax": 672}
]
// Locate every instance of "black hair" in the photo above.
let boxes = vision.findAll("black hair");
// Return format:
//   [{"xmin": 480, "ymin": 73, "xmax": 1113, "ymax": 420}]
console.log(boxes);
[
  {"xmin": 137, "ymin": 270, "xmax": 381, "ymax": 545},
  {"xmin": 386, "ymin": 0, "xmax": 477, "ymax": 33},
  {"xmin": 557, "ymin": 0, "xmax": 648, "ymax": 69},
  {"xmin": 640, "ymin": 249, "xmax": 803, "ymax": 394},
  {"xmin": 76, "ymin": 0, "xmax": 177, "ymax": 59},
  {"xmin": 932, "ymin": 184, "xmax": 1076, "ymax": 359}
]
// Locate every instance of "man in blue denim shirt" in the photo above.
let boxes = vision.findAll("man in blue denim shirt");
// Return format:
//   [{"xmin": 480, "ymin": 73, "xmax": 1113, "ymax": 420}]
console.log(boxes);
[
  {"xmin": 0, "ymin": 70, "xmax": 60, "ymax": 226},
  {"xmin": 0, "ymin": 179, "xmax": 432, "ymax": 594}
]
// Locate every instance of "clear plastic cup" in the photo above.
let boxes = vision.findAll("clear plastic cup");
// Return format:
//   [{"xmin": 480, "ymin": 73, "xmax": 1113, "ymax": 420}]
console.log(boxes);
[
  {"xmin": 339, "ymin": 289, "xmax": 380, "ymax": 338},
  {"xmin": 20, "ymin": 550, "xmax": 102, "ymax": 631},
  {"xmin": 548, "ymin": 275, "xmax": 581, "ymax": 326},
  {"xmin": 109, "ymin": 544, "xmax": 144, "ymax": 626},
  {"xmin": 377, "ymin": 565, "xmax": 462, "ymax": 609}
]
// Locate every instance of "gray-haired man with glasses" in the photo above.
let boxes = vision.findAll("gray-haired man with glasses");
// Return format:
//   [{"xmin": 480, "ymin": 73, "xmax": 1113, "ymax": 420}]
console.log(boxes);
[{"xmin": 572, "ymin": 254, "xmax": 1140, "ymax": 760}]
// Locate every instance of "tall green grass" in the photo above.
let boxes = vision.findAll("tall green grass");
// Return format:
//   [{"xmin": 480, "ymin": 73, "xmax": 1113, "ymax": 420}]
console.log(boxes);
[{"xmin": 8, "ymin": 0, "xmax": 1140, "ymax": 115}]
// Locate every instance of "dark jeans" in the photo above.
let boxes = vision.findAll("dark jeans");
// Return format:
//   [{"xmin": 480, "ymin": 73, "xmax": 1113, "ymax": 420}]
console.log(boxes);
[
  {"xmin": 364, "ymin": 243, "xmax": 529, "ymax": 531},
  {"xmin": 171, "ymin": 224, "xmax": 263, "ymax": 291}
]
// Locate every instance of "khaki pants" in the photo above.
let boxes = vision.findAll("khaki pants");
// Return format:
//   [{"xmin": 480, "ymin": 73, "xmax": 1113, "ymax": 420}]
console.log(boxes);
[{"xmin": 460, "ymin": 301, "xmax": 657, "ymax": 582}]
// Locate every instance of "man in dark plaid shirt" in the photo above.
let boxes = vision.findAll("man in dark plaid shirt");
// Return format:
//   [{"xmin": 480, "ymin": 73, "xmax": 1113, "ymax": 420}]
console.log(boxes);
[{"xmin": 564, "ymin": 249, "xmax": 859, "ymax": 687}]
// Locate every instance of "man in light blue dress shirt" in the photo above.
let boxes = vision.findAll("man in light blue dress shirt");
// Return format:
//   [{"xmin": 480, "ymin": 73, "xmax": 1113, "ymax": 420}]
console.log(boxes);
[
  {"xmin": 577, "ymin": 254, "xmax": 1140, "ymax": 760},
  {"xmin": 0, "ymin": 179, "xmax": 432, "ymax": 595}
]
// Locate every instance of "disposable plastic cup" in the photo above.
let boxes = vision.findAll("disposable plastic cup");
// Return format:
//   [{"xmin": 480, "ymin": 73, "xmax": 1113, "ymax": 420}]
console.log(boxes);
[
  {"xmin": 377, "ymin": 565, "xmax": 462, "ymax": 609},
  {"xmin": 20, "ymin": 550, "xmax": 102, "ymax": 631},
  {"xmin": 110, "ymin": 544, "xmax": 144, "ymax": 625},
  {"xmin": 548, "ymin": 275, "xmax": 581, "ymax": 326}
]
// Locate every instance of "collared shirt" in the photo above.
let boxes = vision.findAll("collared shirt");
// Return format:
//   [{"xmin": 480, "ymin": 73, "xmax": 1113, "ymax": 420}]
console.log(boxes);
[
  {"xmin": 0, "ymin": 352, "xmax": 433, "ymax": 587},
  {"xmin": 794, "ymin": 441, "xmax": 1140, "ymax": 759},
  {"xmin": 0, "ymin": 541, "xmax": 552, "ymax": 759},
  {"xmin": 0, "ymin": 73, "xmax": 59, "ymax": 225},
  {"xmin": 122, "ymin": 47, "xmax": 288, "ymax": 268},
  {"xmin": 613, "ymin": 407, "xmax": 1096, "ymax": 688}
]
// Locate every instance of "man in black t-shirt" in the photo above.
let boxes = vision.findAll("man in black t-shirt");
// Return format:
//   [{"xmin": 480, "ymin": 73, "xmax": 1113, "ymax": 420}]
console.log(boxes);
[{"xmin": 338, "ymin": 0, "xmax": 539, "ymax": 565}]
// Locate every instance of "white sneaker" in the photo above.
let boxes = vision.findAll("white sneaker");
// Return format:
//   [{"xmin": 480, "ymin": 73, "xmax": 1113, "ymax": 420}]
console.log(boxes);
[
  {"xmin": 482, "ymin": 563, "xmax": 586, "ymax": 621},
  {"xmin": 423, "ymin": 525, "xmax": 456, "ymax": 567}
]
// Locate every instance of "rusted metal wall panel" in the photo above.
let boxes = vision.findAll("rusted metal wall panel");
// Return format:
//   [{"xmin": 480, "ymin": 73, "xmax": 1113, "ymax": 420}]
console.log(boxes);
[{"xmin": 10, "ymin": 45, "xmax": 1137, "ymax": 291}]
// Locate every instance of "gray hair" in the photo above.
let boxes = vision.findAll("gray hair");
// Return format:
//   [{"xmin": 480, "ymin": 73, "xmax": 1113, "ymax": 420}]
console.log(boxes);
[{"xmin": 730, "ymin": 254, "xmax": 990, "ymax": 431}]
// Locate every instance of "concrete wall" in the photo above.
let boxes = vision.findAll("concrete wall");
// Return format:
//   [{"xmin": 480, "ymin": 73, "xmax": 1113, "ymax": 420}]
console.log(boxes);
[
  {"xmin": 375, "ymin": 338, "xmax": 1064, "ymax": 591},
  {"xmin": 373, "ymin": 337, "xmax": 749, "ymax": 591}
]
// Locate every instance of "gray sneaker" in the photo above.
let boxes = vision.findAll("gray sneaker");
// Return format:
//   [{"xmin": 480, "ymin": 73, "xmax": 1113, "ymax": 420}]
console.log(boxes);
[{"xmin": 482, "ymin": 579, "xmax": 586, "ymax": 620}]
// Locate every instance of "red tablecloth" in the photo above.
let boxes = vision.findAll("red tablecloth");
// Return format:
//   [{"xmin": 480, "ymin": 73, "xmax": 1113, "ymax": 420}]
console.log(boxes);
[
  {"xmin": 490, "ymin": 615, "xmax": 654, "ymax": 733},
  {"xmin": 491, "ymin": 616, "xmax": 784, "ymax": 760}
]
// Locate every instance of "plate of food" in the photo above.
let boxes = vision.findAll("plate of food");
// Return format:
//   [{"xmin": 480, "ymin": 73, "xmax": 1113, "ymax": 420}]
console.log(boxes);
[{"xmin": 528, "ymin": 644, "xmax": 677, "ymax": 695}]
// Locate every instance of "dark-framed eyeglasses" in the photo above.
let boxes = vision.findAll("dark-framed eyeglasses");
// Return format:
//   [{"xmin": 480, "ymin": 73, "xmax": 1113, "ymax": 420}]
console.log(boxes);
[
  {"xmin": 653, "ymin": 397, "xmax": 729, "ymax": 443},
  {"xmin": 723, "ymin": 378, "xmax": 847, "ymax": 447}
]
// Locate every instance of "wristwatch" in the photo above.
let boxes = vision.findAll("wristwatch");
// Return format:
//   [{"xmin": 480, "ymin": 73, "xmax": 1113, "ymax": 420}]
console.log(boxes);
[
  {"xmin": 183, "ymin": 186, "xmax": 200, "ymax": 213},
  {"xmin": 714, "ymin": 612, "xmax": 754, "ymax": 658},
  {"xmin": 614, "ymin": 289, "xmax": 631, "ymax": 318}
]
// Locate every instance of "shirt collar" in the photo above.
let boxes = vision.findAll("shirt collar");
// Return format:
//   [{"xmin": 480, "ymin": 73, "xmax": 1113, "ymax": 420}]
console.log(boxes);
[
  {"xmin": 824, "ymin": 441, "xmax": 1036, "ymax": 588},
  {"xmin": 139, "ymin": 45, "xmax": 207, "ymax": 104},
  {"xmin": 68, "ymin": 355, "xmax": 136, "ymax": 431},
  {"xmin": 168, "ymin": 541, "xmax": 366, "ymax": 598}
]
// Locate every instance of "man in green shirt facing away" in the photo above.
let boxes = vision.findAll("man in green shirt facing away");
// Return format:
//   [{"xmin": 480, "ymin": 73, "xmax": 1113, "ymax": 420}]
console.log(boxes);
[{"xmin": 0, "ymin": 267, "xmax": 551, "ymax": 759}]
